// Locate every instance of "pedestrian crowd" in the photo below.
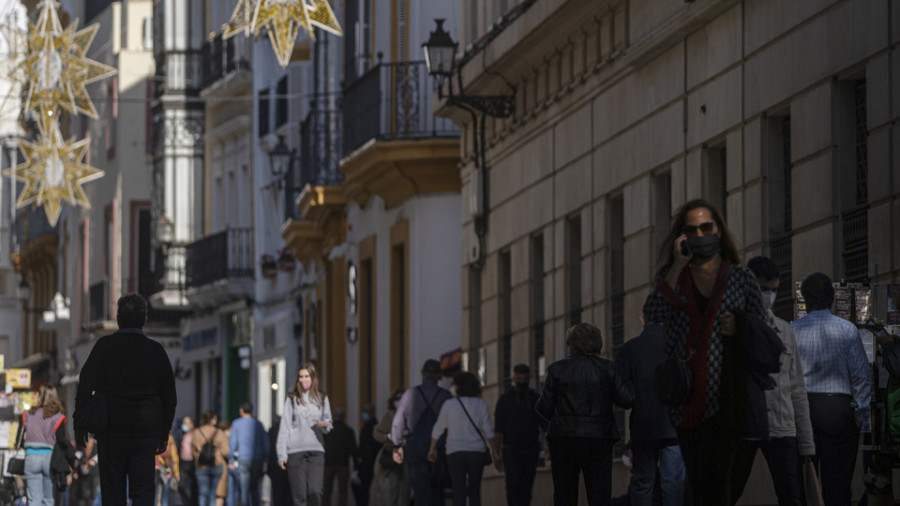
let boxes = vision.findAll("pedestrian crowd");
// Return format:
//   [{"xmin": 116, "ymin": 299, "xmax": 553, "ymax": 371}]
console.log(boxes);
[{"xmin": 28, "ymin": 197, "xmax": 875, "ymax": 506}]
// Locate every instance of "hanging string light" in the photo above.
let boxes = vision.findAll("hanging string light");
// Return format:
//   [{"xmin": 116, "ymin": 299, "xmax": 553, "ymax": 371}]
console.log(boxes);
[
  {"xmin": 4, "ymin": 0, "xmax": 116, "ymax": 224},
  {"xmin": 223, "ymin": 0, "xmax": 342, "ymax": 68}
]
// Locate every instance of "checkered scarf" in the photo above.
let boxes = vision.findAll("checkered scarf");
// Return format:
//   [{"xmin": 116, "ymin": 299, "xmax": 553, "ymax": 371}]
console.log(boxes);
[{"xmin": 645, "ymin": 262, "xmax": 765, "ymax": 426}]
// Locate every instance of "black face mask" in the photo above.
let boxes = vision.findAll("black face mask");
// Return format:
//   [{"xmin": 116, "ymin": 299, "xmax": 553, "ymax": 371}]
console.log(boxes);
[
  {"xmin": 687, "ymin": 234, "xmax": 720, "ymax": 261},
  {"xmin": 515, "ymin": 382, "xmax": 529, "ymax": 391}
]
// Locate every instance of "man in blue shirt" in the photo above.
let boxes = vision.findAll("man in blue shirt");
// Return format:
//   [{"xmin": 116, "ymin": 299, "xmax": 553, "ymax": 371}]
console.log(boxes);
[
  {"xmin": 229, "ymin": 402, "xmax": 270, "ymax": 506},
  {"xmin": 792, "ymin": 272, "xmax": 872, "ymax": 506}
]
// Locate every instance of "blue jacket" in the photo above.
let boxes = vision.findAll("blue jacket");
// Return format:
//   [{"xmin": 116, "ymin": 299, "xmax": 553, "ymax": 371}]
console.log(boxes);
[{"xmin": 229, "ymin": 416, "xmax": 270, "ymax": 462}]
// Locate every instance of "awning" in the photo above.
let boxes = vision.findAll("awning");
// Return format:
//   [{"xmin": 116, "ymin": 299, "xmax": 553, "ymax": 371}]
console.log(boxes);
[{"xmin": 9, "ymin": 353, "xmax": 52, "ymax": 370}]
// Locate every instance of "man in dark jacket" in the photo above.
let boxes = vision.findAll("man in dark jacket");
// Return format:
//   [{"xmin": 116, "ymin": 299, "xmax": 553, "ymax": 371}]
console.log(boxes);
[
  {"xmin": 616, "ymin": 316, "xmax": 685, "ymax": 506},
  {"xmin": 354, "ymin": 403, "xmax": 379, "ymax": 506},
  {"xmin": 537, "ymin": 322, "xmax": 633, "ymax": 505},
  {"xmin": 74, "ymin": 294, "xmax": 177, "ymax": 506},
  {"xmin": 495, "ymin": 363, "xmax": 545, "ymax": 505},
  {"xmin": 323, "ymin": 408, "xmax": 359, "ymax": 506}
]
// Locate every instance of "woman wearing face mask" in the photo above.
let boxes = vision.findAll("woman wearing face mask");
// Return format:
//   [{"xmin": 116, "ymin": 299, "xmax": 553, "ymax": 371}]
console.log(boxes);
[
  {"xmin": 277, "ymin": 363, "xmax": 333, "ymax": 505},
  {"xmin": 643, "ymin": 199, "xmax": 766, "ymax": 505},
  {"xmin": 727, "ymin": 256, "xmax": 814, "ymax": 506}
]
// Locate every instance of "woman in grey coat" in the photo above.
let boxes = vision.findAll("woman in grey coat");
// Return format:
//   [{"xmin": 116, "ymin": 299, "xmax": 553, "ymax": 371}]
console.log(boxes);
[{"xmin": 277, "ymin": 363, "xmax": 333, "ymax": 505}]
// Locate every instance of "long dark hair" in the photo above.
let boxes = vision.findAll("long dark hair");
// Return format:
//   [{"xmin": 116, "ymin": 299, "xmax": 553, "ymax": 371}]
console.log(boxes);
[
  {"xmin": 656, "ymin": 198, "xmax": 741, "ymax": 273},
  {"xmin": 290, "ymin": 363, "xmax": 324, "ymax": 407},
  {"xmin": 30, "ymin": 384, "xmax": 62, "ymax": 418}
]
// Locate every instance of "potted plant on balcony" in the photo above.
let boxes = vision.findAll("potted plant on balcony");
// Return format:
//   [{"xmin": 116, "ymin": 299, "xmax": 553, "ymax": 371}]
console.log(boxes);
[
  {"xmin": 278, "ymin": 248, "xmax": 296, "ymax": 271},
  {"xmin": 261, "ymin": 254, "xmax": 278, "ymax": 278}
]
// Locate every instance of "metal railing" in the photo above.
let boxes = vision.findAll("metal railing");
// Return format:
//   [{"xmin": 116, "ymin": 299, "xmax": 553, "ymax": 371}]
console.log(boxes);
[
  {"xmin": 15, "ymin": 209, "xmax": 57, "ymax": 249},
  {"xmin": 200, "ymin": 34, "xmax": 251, "ymax": 90},
  {"xmin": 342, "ymin": 60, "xmax": 459, "ymax": 157},
  {"xmin": 185, "ymin": 228, "xmax": 253, "ymax": 288},
  {"xmin": 770, "ymin": 233, "xmax": 794, "ymax": 322},
  {"xmin": 842, "ymin": 207, "xmax": 869, "ymax": 282},
  {"xmin": 155, "ymin": 50, "xmax": 204, "ymax": 98},
  {"xmin": 89, "ymin": 280, "xmax": 109, "ymax": 322}
]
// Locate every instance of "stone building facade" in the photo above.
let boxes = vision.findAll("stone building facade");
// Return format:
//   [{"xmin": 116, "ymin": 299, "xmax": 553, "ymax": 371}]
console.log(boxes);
[{"xmin": 448, "ymin": 0, "xmax": 897, "ymax": 502}]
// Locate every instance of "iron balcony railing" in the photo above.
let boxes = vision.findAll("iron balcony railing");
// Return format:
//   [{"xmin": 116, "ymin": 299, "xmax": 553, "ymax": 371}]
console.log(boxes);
[
  {"xmin": 15, "ymin": 209, "xmax": 57, "ymax": 249},
  {"xmin": 342, "ymin": 60, "xmax": 459, "ymax": 157},
  {"xmin": 89, "ymin": 280, "xmax": 109, "ymax": 322},
  {"xmin": 200, "ymin": 34, "xmax": 251, "ymax": 89},
  {"xmin": 154, "ymin": 50, "xmax": 204, "ymax": 99},
  {"xmin": 185, "ymin": 228, "xmax": 253, "ymax": 288},
  {"xmin": 285, "ymin": 102, "xmax": 343, "ymax": 219}
]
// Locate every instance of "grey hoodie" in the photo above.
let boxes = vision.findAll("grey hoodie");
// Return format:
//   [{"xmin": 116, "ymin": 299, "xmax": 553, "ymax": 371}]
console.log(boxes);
[{"xmin": 276, "ymin": 393, "xmax": 333, "ymax": 462}]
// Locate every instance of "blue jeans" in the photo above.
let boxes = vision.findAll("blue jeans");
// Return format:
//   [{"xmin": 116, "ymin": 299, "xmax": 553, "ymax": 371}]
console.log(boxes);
[
  {"xmin": 196, "ymin": 466, "xmax": 223, "ymax": 506},
  {"xmin": 226, "ymin": 466, "xmax": 239, "ymax": 506},
  {"xmin": 630, "ymin": 443, "xmax": 686, "ymax": 506},
  {"xmin": 25, "ymin": 452, "xmax": 53, "ymax": 506},
  {"xmin": 238, "ymin": 460, "xmax": 265, "ymax": 506},
  {"xmin": 156, "ymin": 469, "xmax": 172, "ymax": 506}
]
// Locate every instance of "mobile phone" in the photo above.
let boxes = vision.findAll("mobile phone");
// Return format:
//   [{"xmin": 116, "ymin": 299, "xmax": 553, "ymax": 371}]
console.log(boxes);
[{"xmin": 680, "ymin": 239, "xmax": 691, "ymax": 257}]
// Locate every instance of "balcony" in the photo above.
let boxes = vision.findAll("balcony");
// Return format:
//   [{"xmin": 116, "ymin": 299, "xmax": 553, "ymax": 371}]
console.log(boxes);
[
  {"xmin": 184, "ymin": 228, "xmax": 254, "ymax": 308},
  {"xmin": 284, "ymin": 102, "xmax": 343, "ymax": 219},
  {"xmin": 154, "ymin": 50, "xmax": 203, "ymax": 99},
  {"xmin": 342, "ymin": 61, "xmax": 459, "ymax": 157},
  {"xmin": 200, "ymin": 34, "xmax": 251, "ymax": 91}
]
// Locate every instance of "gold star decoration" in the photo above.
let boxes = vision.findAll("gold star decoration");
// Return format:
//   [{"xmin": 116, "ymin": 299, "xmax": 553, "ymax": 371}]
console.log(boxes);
[
  {"xmin": 3, "ymin": 107, "xmax": 104, "ymax": 226},
  {"xmin": 223, "ymin": 0, "xmax": 342, "ymax": 68},
  {"xmin": 20, "ymin": 0, "xmax": 117, "ymax": 118}
]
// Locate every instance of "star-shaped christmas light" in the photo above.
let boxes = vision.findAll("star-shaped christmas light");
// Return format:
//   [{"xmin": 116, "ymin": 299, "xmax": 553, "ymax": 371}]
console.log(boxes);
[
  {"xmin": 223, "ymin": 0, "xmax": 342, "ymax": 68},
  {"xmin": 3, "ymin": 107, "xmax": 104, "ymax": 226},
  {"xmin": 20, "ymin": 0, "xmax": 117, "ymax": 118}
]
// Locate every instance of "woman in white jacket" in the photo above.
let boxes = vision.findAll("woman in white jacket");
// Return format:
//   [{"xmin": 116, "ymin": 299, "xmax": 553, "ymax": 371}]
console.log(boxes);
[
  {"xmin": 428, "ymin": 371, "xmax": 500, "ymax": 506},
  {"xmin": 277, "ymin": 363, "xmax": 333, "ymax": 505}
]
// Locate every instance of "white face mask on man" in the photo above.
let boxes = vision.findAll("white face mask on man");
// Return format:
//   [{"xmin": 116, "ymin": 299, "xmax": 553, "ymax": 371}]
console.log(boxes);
[{"xmin": 761, "ymin": 291, "xmax": 776, "ymax": 311}]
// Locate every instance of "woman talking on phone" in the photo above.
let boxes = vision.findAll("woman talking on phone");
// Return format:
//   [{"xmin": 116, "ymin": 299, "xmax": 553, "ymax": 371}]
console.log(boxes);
[
  {"xmin": 643, "ymin": 199, "xmax": 766, "ymax": 505},
  {"xmin": 276, "ymin": 363, "xmax": 333, "ymax": 506}
]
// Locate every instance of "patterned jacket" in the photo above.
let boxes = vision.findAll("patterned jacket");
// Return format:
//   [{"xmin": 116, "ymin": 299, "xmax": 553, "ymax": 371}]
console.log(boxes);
[{"xmin": 644, "ymin": 261, "xmax": 765, "ymax": 427}]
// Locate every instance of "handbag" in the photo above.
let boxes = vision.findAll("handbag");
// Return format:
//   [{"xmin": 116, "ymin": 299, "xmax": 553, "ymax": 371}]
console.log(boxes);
[
  {"xmin": 457, "ymin": 398, "xmax": 492, "ymax": 466},
  {"xmin": 653, "ymin": 268, "xmax": 732, "ymax": 407},
  {"xmin": 377, "ymin": 444, "xmax": 402, "ymax": 470},
  {"xmin": 6, "ymin": 414, "xmax": 25, "ymax": 476},
  {"xmin": 802, "ymin": 460, "xmax": 824, "ymax": 506}
]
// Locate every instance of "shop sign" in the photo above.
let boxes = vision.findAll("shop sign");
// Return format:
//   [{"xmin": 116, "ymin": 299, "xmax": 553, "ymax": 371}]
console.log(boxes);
[{"xmin": 6, "ymin": 369, "xmax": 31, "ymax": 389}]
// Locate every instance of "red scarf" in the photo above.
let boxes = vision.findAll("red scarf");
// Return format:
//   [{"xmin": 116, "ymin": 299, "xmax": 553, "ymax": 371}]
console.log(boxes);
[{"xmin": 661, "ymin": 260, "xmax": 731, "ymax": 426}]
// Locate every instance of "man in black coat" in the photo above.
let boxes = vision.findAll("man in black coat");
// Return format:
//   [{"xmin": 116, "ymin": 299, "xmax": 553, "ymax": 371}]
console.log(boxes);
[
  {"xmin": 354, "ymin": 403, "xmax": 379, "ymax": 506},
  {"xmin": 495, "ymin": 363, "xmax": 545, "ymax": 505},
  {"xmin": 616, "ymin": 317, "xmax": 686, "ymax": 506},
  {"xmin": 74, "ymin": 294, "xmax": 177, "ymax": 506},
  {"xmin": 323, "ymin": 408, "xmax": 359, "ymax": 506}
]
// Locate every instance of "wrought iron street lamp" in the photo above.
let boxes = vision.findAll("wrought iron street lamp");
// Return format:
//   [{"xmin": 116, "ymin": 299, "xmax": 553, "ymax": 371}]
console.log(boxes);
[
  {"xmin": 268, "ymin": 135, "xmax": 294, "ymax": 184},
  {"xmin": 422, "ymin": 19, "xmax": 515, "ymax": 119},
  {"xmin": 155, "ymin": 213, "xmax": 175, "ymax": 246},
  {"xmin": 17, "ymin": 279, "xmax": 31, "ymax": 303}
]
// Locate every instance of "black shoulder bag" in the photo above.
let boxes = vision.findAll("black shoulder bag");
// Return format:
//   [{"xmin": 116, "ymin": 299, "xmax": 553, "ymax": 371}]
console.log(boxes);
[
  {"xmin": 6, "ymin": 413, "xmax": 25, "ymax": 475},
  {"xmin": 653, "ymin": 268, "xmax": 731, "ymax": 407},
  {"xmin": 457, "ymin": 398, "xmax": 492, "ymax": 466}
]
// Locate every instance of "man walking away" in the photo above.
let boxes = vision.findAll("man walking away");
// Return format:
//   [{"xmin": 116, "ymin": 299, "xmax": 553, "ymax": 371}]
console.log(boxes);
[
  {"xmin": 792, "ymin": 272, "xmax": 872, "ymax": 506},
  {"xmin": 74, "ymin": 293, "xmax": 178, "ymax": 506},
  {"xmin": 390, "ymin": 359, "xmax": 453, "ymax": 506},
  {"xmin": 494, "ymin": 364, "xmax": 545, "ymax": 506},
  {"xmin": 229, "ymin": 402, "xmax": 270, "ymax": 506},
  {"xmin": 323, "ymin": 409, "xmax": 358, "ymax": 506},
  {"xmin": 355, "ymin": 403, "xmax": 379, "ymax": 506},
  {"xmin": 729, "ymin": 257, "xmax": 815, "ymax": 506},
  {"xmin": 615, "ymin": 306, "xmax": 686, "ymax": 506}
]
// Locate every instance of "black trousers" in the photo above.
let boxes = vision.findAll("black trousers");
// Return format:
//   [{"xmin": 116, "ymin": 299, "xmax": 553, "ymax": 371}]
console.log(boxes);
[
  {"xmin": 286, "ymin": 451, "xmax": 325, "ymax": 506},
  {"xmin": 808, "ymin": 393, "xmax": 860, "ymax": 506},
  {"xmin": 447, "ymin": 451, "xmax": 486, "ymax": 506},
  {"xmin": 179, "ymin": 459, "xmax": 198, "ymax": 506},
  {"xmin": 677, "ymin": 426, "xmax": 740, "ymax": 506},
  {"xmin": 730, "ymin": 437, "xmax": 801, "ymax": 506},
  {"xmin": 548, "ymin": 437, "xmax": 613, "ymax": 506},
  {"xmin": 502, "ymin": 444, "xmax": 539, "ymax": 506},
  {"xmin": 98, "ymin": 437, "xmax": 158, "ymax": 506}
]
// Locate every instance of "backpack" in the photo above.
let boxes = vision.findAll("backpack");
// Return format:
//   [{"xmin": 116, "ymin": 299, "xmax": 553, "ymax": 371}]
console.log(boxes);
[{"xmin": 198, "ymin": 429, "xmax": 219, "ymax": 467}]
